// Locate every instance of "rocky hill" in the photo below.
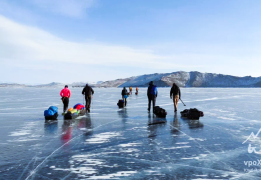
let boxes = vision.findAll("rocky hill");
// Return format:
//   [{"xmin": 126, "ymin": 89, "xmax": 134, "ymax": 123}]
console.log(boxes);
[{"xmin": 96, "ymin": 71, "xmax": 261, "ymax": 87}]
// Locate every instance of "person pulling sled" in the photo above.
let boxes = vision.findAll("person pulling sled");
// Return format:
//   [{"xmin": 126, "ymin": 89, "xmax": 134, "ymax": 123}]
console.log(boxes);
[
  {"xmin": 135, "ymin": 87, "xmax": 138, "ymax": 95},
  {"xmin": 147, "ymin": 81, "xmax": 157, "ymax": 112},
  {"xmin": 60, "ymin": 85, "xmax": 71, "ymax": 113},
  {"xmin": 121, "ymin": 87, "xmax": 128, "ymax": 106},
  {"xmin": 82, "ymin": 84, "xmax": 94, "ymax": 112},
  {"xmin": 129, "ymin": 87, "xmax": 132, "ymax": 95},
  {"xmin": 170, "ymin": 83, "xmax": 181, "ymax": 112}
]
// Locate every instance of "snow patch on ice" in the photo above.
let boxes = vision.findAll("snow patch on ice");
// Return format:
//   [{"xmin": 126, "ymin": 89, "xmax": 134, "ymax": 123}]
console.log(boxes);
[
  {"xmin": 8, "ymin": 138, "xmax": 39, "ymax": 142},
  {"xmin": 194, "ymin": 97, "xmax": 218, "ymax": 101},
  {"xmin": 176, "ymin": 142, "xmax": 189, "ymax": 145},
  {"xmin": 218, "ymin": 116, "xmax": 236, "ymax": 121},
  {"xmin": 87, "ymin": 171, "xmax": 137, "ymax": 179},
  {"xmin": 181, "ymin": 154, "xmax": 208, "ymax": 160},
  {"xmin": 9, "ymin": 122, "xmax": 37, "ymax": 137},
  {"xmin": 162, "ymin": 146, "xmax": 191, "ymax": 150},
  {"xmin": 119, "ymin": 148, "xmax": 139, "ymax": 153},
  {"xmin": 118, "ymin": 143, "xmax": 141, "ymax": 147},
  {"xmin": 9, "ymin": 131, "xmax": 31, "ymax": 136},
  {"xmin": 86, "ymin": 132, "xmax": 121, "ymax": 144},
  {"xmin": 189, "ymin": 138, "xmax": 206, "ymax": 141}
]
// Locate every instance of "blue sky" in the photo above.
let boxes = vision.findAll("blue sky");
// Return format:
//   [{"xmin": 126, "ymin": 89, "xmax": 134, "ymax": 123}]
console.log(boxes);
[{"xmin": 0, "ymin": 0, "xmax": 260, "ymax": 84}]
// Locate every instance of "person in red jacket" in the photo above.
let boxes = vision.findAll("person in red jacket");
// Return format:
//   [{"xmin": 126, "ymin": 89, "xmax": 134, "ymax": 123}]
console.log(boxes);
[{"xmin": 60, "ymin": 85, "xmax": 71, "ymax": 113}]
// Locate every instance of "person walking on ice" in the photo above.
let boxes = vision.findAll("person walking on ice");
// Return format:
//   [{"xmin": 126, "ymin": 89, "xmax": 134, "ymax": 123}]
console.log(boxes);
[
  {"xmin": 121, "ymin": 87, "xmax": 128, "ymax": 106},
  {"xmin": 170, "ymin": 83, "xmax": 181, "ymax": 112},
  {"xmin": 147, "ymin": 81, "xmax": 157, "ymax": 112},
  {"xmin": 82, "ymin": 84, "xmax": 94, "ymax": 112},
  {"xmin": 60, "ymin": 85, "xmax": 71, "ymax": 113},
  {"xmin": 129, "ymin": 87, "xmax": 132, "ymax": 95}
]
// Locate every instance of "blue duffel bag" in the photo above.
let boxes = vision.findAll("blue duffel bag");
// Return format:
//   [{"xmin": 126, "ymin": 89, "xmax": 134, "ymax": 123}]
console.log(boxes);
[{"xmin": 44, "ymin": 106, "xmax": 58, "ymax": 120}]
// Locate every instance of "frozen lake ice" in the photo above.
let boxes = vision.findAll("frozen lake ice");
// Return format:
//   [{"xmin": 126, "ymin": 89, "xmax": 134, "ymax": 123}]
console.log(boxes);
[{"xmin": 1, "ymin": 87, "xmax": 261, "ymax": 179}]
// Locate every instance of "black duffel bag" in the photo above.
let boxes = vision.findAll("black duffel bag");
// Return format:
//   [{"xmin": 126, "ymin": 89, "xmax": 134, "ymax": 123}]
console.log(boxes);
[
  {"xmin": 117, "ymin": 99, "xmax": 125, "ymax": 108},
  {"xmin": 45, "ymin": 112, "xmax": 58, "ymax": 120},
  {"xmin": 64, "ymin": 112, "xmax": 72, "ymax": 120},
  {"xmin": 181, "ymin": 108, "xmax": 204, "ymax": 120},
  {"xmin": 153, "ymin": 106, "xmax": 167, "ymax": 118},
  {"xmin": 187, "ymin": 108, "xmax": 201, "ymax": 120}
]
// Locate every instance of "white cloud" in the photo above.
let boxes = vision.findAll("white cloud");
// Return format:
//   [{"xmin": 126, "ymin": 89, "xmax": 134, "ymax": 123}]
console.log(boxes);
[
  {"xmin": 0, "ymin": 15, "xmax": 191, "ymax": 71},
  {"xmin": 29, "ymin": 0, "xmax": 96, "ymax": 17}
]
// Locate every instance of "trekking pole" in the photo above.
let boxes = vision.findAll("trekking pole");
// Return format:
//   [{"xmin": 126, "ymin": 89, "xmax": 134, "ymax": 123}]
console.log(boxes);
[
  {"xmin": 59, "ymin": 97, "xmax": 64, "ymax": 107},
  {"xmin": 91, "ymin": 95, "xmax": 93, "ymax": 110},
  {"xmin": 180, "ymin": 99, "xmax": 186, "ymax": 106}
]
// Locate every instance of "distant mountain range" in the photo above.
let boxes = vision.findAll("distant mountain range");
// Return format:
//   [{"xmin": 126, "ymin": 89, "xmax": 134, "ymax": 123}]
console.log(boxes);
[
  {"xmin": 0, "ymin": 81, "xmax": 103, "ymax": 88},
  {"xmin": 97, "ymin": 71, "xmax": 261, "ymax": 87},
  {"xmin": 1, "ymin": 71, "xmax": 261, "ymax": 88}
]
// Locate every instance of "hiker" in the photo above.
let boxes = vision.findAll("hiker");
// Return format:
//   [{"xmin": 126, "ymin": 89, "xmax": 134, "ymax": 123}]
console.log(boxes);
[
  {"xmin": 129, "ymin": 87, "xmax": 132, "ymax": 95},
  {"xmin": 121, "ymin": 87, "xmax": 128, "ymax": 106},
  {"xmin": 60, "ymin": 85, "xmax": 71, "ymax": 113},
  {"xmin": 170, "ymin": 83, "xmax": 181, "ymax": 112},
  {"xmin": 147, "ymin": 81, "xmax": 157, "ymax": 112},
  {"xmin": 135, "ymin": 87, "xmax": 138, "ymax": 95},
  {"xmin": 82, "ymin": 84, "xmax": 94, "ymax": 112}
]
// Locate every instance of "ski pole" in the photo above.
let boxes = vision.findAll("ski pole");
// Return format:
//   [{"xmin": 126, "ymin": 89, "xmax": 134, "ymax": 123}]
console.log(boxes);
[{"xmin": 180, "ymin": 99, "xmax": 186, "ymax": 106}]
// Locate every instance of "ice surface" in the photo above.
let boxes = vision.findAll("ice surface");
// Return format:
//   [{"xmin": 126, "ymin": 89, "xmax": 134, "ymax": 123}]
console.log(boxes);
[{"xmin": 1, "ymin": 88, "xmax": 261, "ymax": 179}]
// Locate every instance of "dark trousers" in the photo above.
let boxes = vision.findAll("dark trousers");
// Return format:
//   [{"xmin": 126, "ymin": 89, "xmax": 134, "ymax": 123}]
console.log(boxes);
[
  {"xmin": 122, "ymin": 96, "xmax": 127, "ymax": 106},
  {"xmin": 62, "ymin": 97, "xmax": 69, "ymax": 112},
  {"xmin": 148, "ymin": 96, "xmax": 156, "ymax": 111},
  {"xmin": 85, "ymin": 96, "xmax": 92, "ymax": 109}
]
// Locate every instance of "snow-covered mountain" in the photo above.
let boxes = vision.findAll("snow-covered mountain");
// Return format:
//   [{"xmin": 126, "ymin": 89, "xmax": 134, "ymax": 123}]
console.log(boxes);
[
  {"xmin": 2, "ymin": 71, "xmax": 261, "ymax": 88},
  {"xmin": 0, "ymin": 81, "xmax": 103, "ymax": 88},
  {"xmin": 0, "ymin": 83, "xmax": 28, "ymax": 88},
  {"xmin": 34, "ymin": 82, "xmax": 65, "ymax": 88},
  {"xmin": 96, "ymin": 71, "xmax": 261, "ymax": 87},
  {"xmin": 70, "ymin": 81, "xmax": 103, "ymax": 87}
]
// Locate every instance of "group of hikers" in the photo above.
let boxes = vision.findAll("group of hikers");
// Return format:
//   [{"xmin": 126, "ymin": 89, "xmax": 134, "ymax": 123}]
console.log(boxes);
[
  {"xmin": 60, "ymin": 84, "xmax": 94, "ymax": 113},
  {"xmin": 60, "ymin": 81, "xmax": 181, "ymax": 114}
]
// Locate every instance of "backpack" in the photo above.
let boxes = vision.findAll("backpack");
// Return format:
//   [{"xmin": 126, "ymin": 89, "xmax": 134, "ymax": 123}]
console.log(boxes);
[
  {"xmin": 181, "ymin": 108, "xmax": 204, "ymax": 120},
  {"xmin": 172, "ymin": 86, "xmax": 180, "ymax": 95},
  {"xmin": 45, "ymin": 112, "xmax": 58, "ymax": 120},
  {"xmin": 180, "ymin": 109, "xmax": 189, "ymax": 117},
  {"xmin": 187, "ymin": 108, "xmax": 200, "ymax": 120},
  {"xmin": 153, "ymin": 106, "xmax": 167, "ymax": 118},
  {"xmin": 44, "ymin": 106, "xmax": 58, "ymax": 117},
  {"xmin": 117, "ymin": 99, "xmax": 124, "ymax": 108},
  {"xmin": 64, "ymin": 111, "xmax": 72, "ymax": 120},
  {"xmin": 150, "ymin": 85, "xmax": 157, "ymax": 95}
]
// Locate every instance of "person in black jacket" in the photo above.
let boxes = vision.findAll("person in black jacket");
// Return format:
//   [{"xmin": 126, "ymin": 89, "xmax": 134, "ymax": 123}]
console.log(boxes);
[
  {"xmin": 147, "ymin": 81, "xmax": 157, "ymax": 112},
  {"xmin": 170, "ymin": 83, "xmax": 181, "ymax": 112},
  {"xmin": 121, "ymin": 87, "xmax": 128, "ymax": 106},
  {"xmin": 82, "ymin": 84, "xmax": 94, "ymax": 112}
]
